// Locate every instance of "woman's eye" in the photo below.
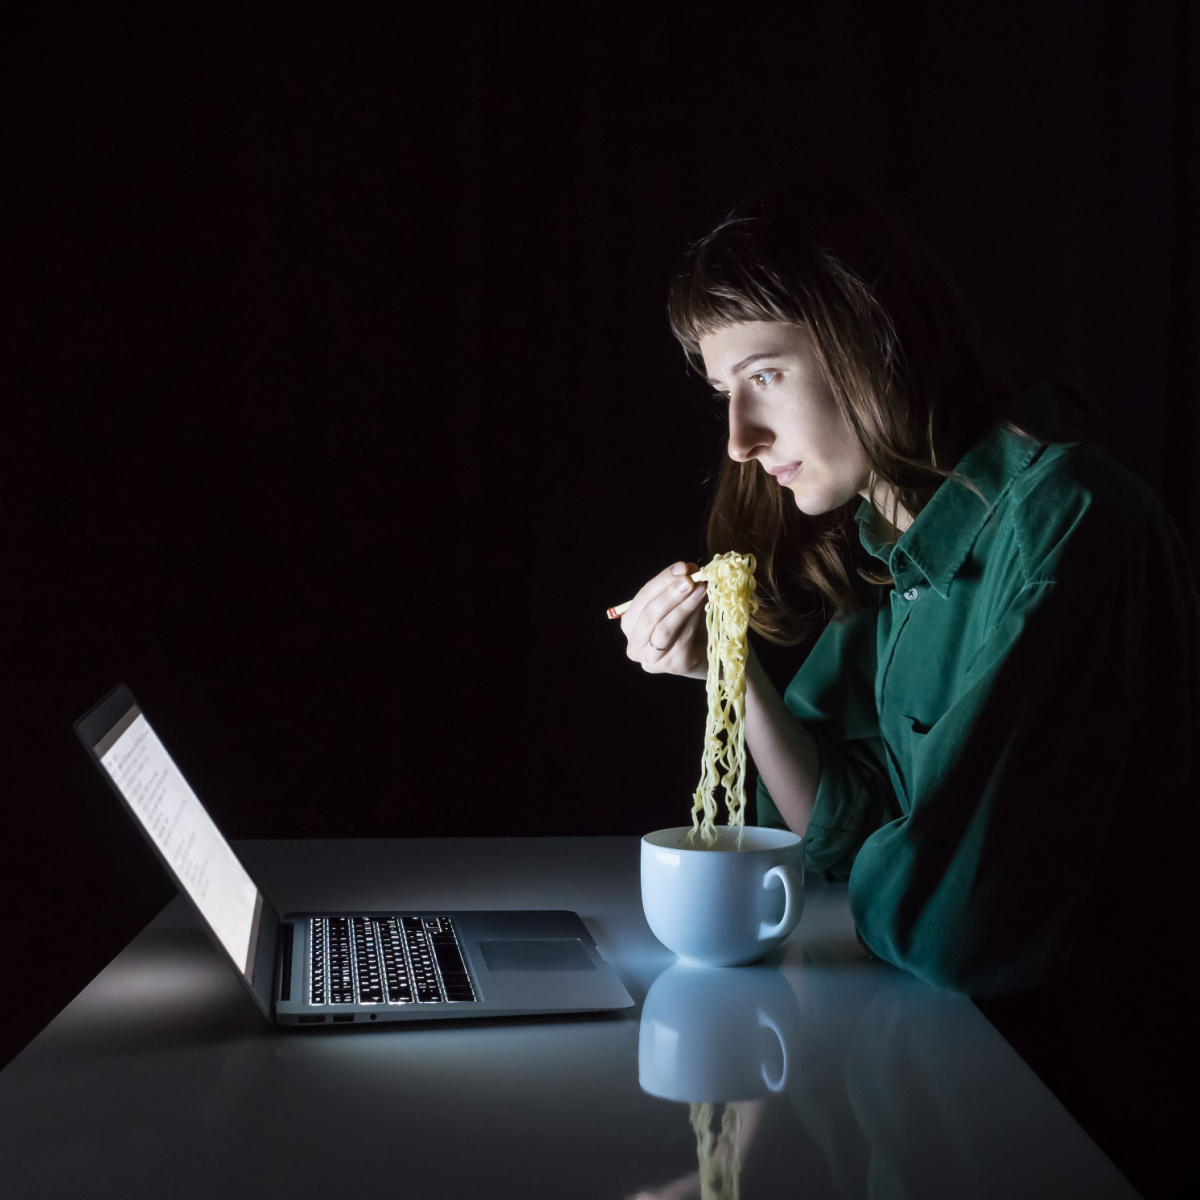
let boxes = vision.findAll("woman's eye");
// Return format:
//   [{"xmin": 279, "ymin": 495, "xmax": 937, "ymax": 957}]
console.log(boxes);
[{"xmin": 751, "ymin": 370, "xmax": 777, "ymax": 387}]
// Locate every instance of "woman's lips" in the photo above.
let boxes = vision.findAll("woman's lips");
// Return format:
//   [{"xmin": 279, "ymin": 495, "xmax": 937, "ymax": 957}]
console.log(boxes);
[{"xmin": 767, "ymin": 461, "xmax": 802, "ymax": 486}]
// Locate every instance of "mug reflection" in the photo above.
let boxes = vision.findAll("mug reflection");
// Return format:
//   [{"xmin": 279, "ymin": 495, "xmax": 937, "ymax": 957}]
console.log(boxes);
[
  {"xmin": 634, "ymin": 962, "xmax": 806, "ymax": 1199},
  {"xmin": 638, "ymin": 962, "xmax": 804, "ymax": 1103}
]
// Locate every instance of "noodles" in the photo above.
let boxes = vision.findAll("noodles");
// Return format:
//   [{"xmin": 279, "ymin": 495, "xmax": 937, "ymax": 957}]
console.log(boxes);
[
  {"xmin": 689, "ymin": 552, "xmax": 757, "ymax": 848},
  {"xmin": 689, "ymin": 1103, "xmax": 742, "ymax": 1200}
]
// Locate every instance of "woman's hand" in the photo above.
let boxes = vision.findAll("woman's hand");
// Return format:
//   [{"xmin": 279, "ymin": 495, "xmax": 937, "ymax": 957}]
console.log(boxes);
[{"xmin": 621, "ymin": 562, "xmax": 709, "ymax": 679}]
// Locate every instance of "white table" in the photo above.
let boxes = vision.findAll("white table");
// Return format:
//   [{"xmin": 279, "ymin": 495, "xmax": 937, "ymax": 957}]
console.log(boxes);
[{"xmin": 0, "ymin": 837, "xmax": 1140, "ymax": 1198}]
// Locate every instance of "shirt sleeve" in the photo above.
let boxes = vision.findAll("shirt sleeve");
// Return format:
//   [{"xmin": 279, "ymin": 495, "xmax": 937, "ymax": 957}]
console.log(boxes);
[
  {"xmin": 849, "ymin": 503, "xmax": 1199, "ymax": 998},
  {"xmin": 757, "ymin": 602, "xmax": 900, "ymax": 881}
]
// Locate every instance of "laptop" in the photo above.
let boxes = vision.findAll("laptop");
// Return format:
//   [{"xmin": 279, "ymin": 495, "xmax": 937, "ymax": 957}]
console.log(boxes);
[{"xmin": 75, "ymin": 683, "xmax": 634, "ymax": 1026}]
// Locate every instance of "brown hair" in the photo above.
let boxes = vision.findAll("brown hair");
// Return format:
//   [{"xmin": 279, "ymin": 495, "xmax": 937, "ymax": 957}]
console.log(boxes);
[{"xmin": 668, "ymin": 182, "xmax": 1002, "ymax": 644}]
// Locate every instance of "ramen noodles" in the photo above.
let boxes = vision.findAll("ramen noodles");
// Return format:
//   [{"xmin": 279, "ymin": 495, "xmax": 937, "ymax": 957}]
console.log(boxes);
[{"xmin": 689, "ymin": 552, "xmax": 757, "ymax": 848}]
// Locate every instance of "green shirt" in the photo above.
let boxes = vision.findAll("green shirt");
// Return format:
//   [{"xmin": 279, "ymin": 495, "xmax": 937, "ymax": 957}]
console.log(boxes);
[{"xmin": 757, "ymin": 382, "xmax": 1199, "ymax": 997}]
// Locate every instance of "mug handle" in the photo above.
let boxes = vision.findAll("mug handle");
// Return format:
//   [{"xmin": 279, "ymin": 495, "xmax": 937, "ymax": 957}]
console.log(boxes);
[
  {"xmin": 758, "ymin": 1010, "xmax": 788, "ymax": 1092},
  {"xmin": 758, "ymin": 864, "xmax": 803, "ymax": 941}
]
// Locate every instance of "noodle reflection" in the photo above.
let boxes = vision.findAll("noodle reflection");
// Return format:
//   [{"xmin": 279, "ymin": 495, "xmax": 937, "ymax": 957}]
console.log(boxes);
[{"xmin": 689, "ymin": 1102, "xmax": 742, "ymax": 1200}]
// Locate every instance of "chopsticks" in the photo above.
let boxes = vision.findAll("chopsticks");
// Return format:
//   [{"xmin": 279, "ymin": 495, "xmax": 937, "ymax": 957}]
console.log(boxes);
[{"xmin": 606, "ymin": 569, "xmax": 710, "ymax": 619}]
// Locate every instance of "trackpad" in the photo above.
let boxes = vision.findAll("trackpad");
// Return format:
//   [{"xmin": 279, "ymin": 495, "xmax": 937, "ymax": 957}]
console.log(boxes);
[{"xmin": 479, "ymin": 939, "xmax": 596, "ymax": 972}]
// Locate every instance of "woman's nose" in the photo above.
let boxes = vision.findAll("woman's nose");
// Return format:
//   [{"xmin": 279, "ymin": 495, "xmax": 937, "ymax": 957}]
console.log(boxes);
[{"xmin": 727, "ymin": 393, "xmax": 773, "ymax": 463}]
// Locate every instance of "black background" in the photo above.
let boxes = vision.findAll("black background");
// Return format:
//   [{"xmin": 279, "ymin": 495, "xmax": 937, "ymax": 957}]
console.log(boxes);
[{"xmin": 5, "ymin": 0, "xmax": 1197, "ymax": 1163}]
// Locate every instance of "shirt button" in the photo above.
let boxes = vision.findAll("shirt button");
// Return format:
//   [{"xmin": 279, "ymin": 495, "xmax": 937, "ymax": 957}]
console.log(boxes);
[{"xmin": 903, "ymin": 588, "xmax": 919, "ymax": 601}]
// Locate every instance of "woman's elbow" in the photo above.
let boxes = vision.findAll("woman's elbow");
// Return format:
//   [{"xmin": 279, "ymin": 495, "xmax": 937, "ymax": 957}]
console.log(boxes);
[{"xmin": 856, "ymin": 921, "xmax": 1052, "ymax": 998}]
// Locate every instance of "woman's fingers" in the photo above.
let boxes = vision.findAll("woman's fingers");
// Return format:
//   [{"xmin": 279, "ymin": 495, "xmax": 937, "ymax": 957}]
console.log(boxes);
[
  {"xmin": 624, "ymin": 564, "xmax": 696, "ymax": 648},
  {"xmin": 639, "ymin": 574, "xmax": 702, "ymax": 648},
  {"xmin": 620, "ymin": 561, "xmax": 708, "ymax": 677},
  {"xmin": 647, "ymin": 580, "xmax": 707, "ymax": 654},
  {"xmin": 622, "ymin": 561, "xmax": 697, "ymax": 627}
]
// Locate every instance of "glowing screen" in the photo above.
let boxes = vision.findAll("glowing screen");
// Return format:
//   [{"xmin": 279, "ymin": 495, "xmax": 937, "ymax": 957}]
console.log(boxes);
[{"xmin": 99, "ymin": 711, "xmax": 261, "ymax": 976}]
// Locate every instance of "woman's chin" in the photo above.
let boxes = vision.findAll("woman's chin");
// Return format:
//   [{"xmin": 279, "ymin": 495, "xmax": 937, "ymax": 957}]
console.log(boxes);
[
  {"xmin": 790, "ymin": 486, "xmax": 840, "ymax": 517},
  {"xmin": 790, "ymin": 477, "xmax": 864, "ymax": 517}
]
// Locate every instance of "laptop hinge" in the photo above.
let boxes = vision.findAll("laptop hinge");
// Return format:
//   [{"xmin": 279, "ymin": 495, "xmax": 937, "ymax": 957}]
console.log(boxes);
[{"xmin": 278, "ymin": 922, "xmax": 294, "ymax": 1003}]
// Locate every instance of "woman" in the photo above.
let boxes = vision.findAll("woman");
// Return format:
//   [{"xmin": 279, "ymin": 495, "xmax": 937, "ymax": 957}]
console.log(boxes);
[{"xmin": 619, "ymin": 184, "xmax": 1198, "ymax": 999}]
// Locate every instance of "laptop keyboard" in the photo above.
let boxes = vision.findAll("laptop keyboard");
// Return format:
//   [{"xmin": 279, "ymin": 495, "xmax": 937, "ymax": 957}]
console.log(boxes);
[{"xmin": 309, "ymin": 916, "xmax": 477, "ymax": 1006}]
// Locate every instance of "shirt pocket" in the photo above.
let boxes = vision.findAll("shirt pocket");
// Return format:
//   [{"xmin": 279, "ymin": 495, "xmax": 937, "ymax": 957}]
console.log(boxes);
[{"xmin": 896, "ymin": 715, "xmax": 939, "ymax": 802}]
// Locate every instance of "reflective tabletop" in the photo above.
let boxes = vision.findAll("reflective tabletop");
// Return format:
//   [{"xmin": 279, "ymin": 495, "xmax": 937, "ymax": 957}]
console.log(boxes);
[{"xmin": 0, "ymin": 837, "xmax": 1139, "ymax": 1198}]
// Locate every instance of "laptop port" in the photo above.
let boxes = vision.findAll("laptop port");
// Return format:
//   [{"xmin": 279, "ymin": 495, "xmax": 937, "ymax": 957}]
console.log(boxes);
[
  {"xmin": 298, "ymin": 1015, "xmax": 326, "ymax": 1024},
  {"xmin": 332, "ymin": 1014, "xmax": 354, "ymax": 1023}
]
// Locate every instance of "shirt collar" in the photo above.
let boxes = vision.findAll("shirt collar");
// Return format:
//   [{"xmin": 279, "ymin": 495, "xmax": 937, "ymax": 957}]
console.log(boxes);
[{"xmin": 855, "ymin": 381, "xmax": 1062, "ymax": 598}]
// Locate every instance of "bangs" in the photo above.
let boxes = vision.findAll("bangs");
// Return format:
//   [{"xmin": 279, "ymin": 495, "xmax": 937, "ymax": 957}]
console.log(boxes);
[{"xmin": 667, "ymin": 218, "xmax": 804, "ymax": 369}]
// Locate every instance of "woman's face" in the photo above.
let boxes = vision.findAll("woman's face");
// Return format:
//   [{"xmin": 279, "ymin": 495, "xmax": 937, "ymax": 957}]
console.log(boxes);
[{"xmin": 700, "ymin": 321, "xmax": 873, "ymax": 516}]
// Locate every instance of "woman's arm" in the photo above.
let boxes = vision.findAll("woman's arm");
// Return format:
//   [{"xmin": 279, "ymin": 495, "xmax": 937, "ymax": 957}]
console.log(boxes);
[{"xmin": 743, "ymin": 647, "xmax": 820, "ymax": 835}]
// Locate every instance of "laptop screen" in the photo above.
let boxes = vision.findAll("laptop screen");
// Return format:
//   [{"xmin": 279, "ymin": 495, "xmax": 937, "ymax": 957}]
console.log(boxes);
[{"xmin": 95, "ymin": 705, "xmax": 263, "ymax": 977}]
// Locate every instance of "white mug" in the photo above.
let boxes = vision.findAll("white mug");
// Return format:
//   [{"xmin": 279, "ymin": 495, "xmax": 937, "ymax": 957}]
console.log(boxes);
[{"xmin": 641, "ymin": 825, "xmax": 805, "ymax": 967}]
